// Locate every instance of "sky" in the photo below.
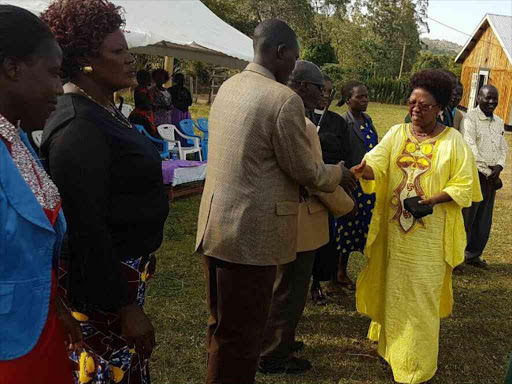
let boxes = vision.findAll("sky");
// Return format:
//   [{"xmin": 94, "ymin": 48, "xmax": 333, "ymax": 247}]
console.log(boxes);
[{"xmin": 423, "ymin": 0, "xmax": 512, "ymax": 46}]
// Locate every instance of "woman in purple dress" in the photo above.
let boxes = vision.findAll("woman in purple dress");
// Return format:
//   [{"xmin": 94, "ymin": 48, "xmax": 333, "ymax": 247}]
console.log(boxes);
[{"xmin": 151, "ymin": 69, "xmax": 173, "ymax": 128}]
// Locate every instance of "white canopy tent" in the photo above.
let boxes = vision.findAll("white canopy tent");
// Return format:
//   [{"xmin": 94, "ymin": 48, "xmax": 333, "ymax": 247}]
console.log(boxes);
[{"xmin": 2, "ymin": 0, "xmax": 253, "ymax": 69}]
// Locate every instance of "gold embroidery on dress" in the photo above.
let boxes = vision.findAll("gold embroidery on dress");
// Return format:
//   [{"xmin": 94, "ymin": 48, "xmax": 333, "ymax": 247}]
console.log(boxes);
[{"xmin": 390, "ymin": 128, "xmax": 436, "ymax": 233}]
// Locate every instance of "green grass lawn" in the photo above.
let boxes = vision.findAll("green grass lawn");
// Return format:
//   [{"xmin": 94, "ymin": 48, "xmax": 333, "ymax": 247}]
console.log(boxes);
[{"xmin": 147, "ymin": 102, "xmax": 512, "ymax": 384}]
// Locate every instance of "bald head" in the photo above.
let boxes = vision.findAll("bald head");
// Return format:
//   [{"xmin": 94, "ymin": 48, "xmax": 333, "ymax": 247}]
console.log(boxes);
[
  {"xmin": 253, "ymin": 19, "xmax": 298, "ymax": 54},
  {"xmin": 477, "ymin": 84, "xmax": 499, "ymax": 116},
  {"xmin": 479, "ymin": 84, "xmax": 498, "ymax": 97},
  {"xmin": 288, "ymin": 60, "xmax": 324, "ymax": 87},
  {"xmin": 252, "ymin": 19, "xmax": 300, "ymax": 85}
]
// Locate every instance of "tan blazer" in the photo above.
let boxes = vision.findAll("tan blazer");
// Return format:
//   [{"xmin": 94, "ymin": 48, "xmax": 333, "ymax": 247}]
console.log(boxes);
[
  {"xmin": 296, "ymin": 119, "xmax": 355, "ymax": 252},
  {"xmin": 453, "ymin": 109, "xmax": 465, "ymax": 132},
  {"xmin": 196, "ymin": 63, "xmax": 342, "ymax": 266}
]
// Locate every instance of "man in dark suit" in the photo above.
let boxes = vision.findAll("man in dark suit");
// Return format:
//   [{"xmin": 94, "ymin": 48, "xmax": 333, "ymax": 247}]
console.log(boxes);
[{"xmin": 309, "ymin": 75, "xmax": 354, "ymax": 304}]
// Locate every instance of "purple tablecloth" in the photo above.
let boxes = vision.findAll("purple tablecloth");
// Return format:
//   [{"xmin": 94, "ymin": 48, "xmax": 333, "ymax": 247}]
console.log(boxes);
[{"xmin": 162, "ymin": 160, "xmax": 206, "ymax": 185}]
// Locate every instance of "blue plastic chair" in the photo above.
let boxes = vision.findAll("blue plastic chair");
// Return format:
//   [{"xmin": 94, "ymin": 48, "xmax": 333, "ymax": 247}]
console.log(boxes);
[
  {"xmin": 179, "ymin": 119, "xmax": 204, "ymax": 161},
  {"xmin": 179, "ymin": 119, "xmax": 202, "ymax": 145},
  {"xmin": 196, "ymin": 118, "xmax": 209, "ymax": 139},
  {"xmin": 134, "ymin": 124, "xmax": 169, "ymax": 159},
  {"xmin": 196, "ymin": 118, "xmax": 209, "ymax": 161}
]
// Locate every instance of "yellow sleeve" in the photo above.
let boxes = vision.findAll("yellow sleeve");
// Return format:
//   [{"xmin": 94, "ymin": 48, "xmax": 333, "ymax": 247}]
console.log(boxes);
[
  {"xmin": 442, "ymin": 134, "xmax": 483, "ymax": 207},
  {"xmin": 360, "ymin": 124, "xmax": 400, "ymax": 194}
]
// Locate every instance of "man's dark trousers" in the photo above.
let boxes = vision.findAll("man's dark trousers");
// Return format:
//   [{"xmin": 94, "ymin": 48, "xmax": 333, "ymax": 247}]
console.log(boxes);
[
  {"xmin": 203, "ymin": 255, "xmax": 276, "ymax": 384},
  {"xmin": 260, "ymin": 251, "xmax": 316, "ymax": 362},
  {"xmin": 463, "ymin": 172, "xmax": 497, "ymax": 261}
]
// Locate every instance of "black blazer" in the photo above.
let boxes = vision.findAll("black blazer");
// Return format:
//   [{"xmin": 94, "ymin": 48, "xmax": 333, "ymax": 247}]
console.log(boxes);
[
  {"xmin": 340, "ymin": 111, "xmax": 378, "ymax": 168},
  {"xmin": 41, "ymin": 94, "xmax": 169, "ymax": 311},
  {"xmin": 316, "ymin": 110, "xmax": 348, "ymax": 165}
]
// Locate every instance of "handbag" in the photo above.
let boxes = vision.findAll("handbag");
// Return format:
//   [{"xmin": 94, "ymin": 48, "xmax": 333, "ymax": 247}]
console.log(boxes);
[
  {"xmin": 493, "ymin": 177, "xmax": 503, "ymax": 191},
  {"xmin": 316, "ymin": 187, "xmax": 357, "ymax": 219},
  {"xmin": 403, "ymin": 196, "xmax": 433, "ymax": 220}
]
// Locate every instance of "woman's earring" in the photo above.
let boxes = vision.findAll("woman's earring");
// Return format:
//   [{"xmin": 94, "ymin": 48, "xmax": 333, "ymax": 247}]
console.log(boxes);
[{"xmin": 82, "ymin": 66, "xmax": 93, "ymax": 74}]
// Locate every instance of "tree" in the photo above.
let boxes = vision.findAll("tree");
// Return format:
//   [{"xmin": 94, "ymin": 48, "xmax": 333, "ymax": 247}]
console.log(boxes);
[
  {"xmin": 133, "ymin": 54, "xmax": 164, "ymax": 71},
  {"xmin": 362, "ymin": 0, "xmax": 428, "ymax": 78},
  {"xmin": 180, "ymin": 60, "xmax": 212, "ymax": 85},
  {"xmin": 311, "ymin": 0, "xmax": 351, "ymax": 16},
  {"xmin": 200, "ymin": 0, "xmax": 432, "ymax": 81},
  {"xmin": 411, "ymin": 51, "xmax": 444, "ymax": 73},
  {"xmin": 410, "ymin": 52, "xmax": 462, "ymax": 77},
  {"xmin": 201, "ymin": 0, "xmax": 257, "ymax": 36},
  {"xmin": 302, "ymin": 42, "xmax": 337, "ymax": 66},
  {"xmin": 202, "ymin": 0, "xmax": 316, "ymax": 42}
]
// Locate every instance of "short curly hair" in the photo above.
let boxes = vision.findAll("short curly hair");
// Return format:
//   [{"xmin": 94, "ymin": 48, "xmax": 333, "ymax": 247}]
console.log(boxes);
[
  {"xmin": 152, "ymin": 69, "xmax": 170, "ymax": 83},
  {"xmin": 40, "ymin": 0, "xmax": 125, "ymax": 78},
  {"xmin": 409, "ymin": 69, "xmax": 453, "ymax": 108}
]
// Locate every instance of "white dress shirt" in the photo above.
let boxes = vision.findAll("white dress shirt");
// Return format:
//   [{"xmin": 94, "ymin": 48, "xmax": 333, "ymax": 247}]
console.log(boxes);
[{"xmin": 461, "ymin": 105, "xmax": 508, "ymax": 176}]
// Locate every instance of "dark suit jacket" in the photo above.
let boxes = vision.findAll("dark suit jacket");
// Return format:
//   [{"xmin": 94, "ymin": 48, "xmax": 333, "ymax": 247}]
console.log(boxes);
[
  {"xmin": 340, "ymin": 111, "xmax": 378, "ymax": 168},
  {"xmin": 315, "ymin": 110, "xmax": 348, "ymax": 165}
]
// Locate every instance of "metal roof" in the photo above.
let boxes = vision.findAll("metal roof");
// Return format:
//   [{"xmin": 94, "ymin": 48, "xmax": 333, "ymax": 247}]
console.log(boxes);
[{"xmin": 455, "ymin": 14, "xmax": 512, "ymax": 65}]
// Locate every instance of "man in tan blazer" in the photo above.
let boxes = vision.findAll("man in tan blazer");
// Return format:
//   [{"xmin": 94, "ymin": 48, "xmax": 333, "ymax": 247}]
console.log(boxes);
[
  {"xmin": 259, "ymin": 61, "xmax": 355, "ymax": 375},
  {"xmin": 196, "ymin": 20, "xmax": 350, "ymax": 384}
]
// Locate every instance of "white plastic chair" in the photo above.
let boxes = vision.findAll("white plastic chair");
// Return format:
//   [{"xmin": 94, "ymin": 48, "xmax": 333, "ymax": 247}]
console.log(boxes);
[
  {"xmin": 157, "ymin": 124, "xmax": 203, "ymax": 161},
  {"xmin": 32, "ymin": 130, "xmax": 43, "ymax": 148}
]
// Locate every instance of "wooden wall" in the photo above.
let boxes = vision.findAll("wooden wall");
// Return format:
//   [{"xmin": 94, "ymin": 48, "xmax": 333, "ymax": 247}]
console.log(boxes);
[{"xmin": 459, "ymin": 23, "xmax": 512, "ymax": 125}]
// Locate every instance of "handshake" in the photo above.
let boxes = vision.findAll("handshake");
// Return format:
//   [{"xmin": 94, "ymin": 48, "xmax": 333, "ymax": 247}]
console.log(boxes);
[{"xmin": 338, "ymin": 160, "xmax": 366, "ymax": 192}]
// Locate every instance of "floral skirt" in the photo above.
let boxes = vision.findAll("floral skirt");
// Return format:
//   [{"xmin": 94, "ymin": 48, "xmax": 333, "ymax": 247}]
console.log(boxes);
[{"xmin": 58, "ymin": 255, "xmax": 153, "ymax": 384}]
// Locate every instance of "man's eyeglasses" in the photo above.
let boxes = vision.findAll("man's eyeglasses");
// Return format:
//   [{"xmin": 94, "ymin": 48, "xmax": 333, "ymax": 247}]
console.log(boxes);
[
  {"xmin": 322, "ymin": 89, "xmax": 333, "ymax": 98},
  {"xmin": 306, "ymin": 82, "xmax": 324, "ymax": 93},
  {"xmin": 407, "ymin": 100, "xmax": 439, "ymax": 112}
]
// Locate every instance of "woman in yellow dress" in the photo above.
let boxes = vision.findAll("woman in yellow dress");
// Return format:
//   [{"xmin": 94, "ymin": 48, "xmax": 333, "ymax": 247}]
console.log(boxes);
[{"xmin": 352, "ymin": 69, "xmax": 482, "ymax": 384}]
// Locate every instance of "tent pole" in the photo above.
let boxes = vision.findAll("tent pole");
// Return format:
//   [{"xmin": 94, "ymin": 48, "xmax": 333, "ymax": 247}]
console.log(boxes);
[
  {"xmin": 189, "ymin": 76, "xmax": 194, "ymax": 102},
  {"xmin": 164, "ymin": 56, "xmax": 174, "ymax": 87}
]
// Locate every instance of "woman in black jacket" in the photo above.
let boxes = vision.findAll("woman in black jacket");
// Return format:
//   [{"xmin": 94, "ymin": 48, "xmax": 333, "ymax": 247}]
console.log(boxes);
[
  {"xmin": 40, "ymin": 1, "xmax": 169, "ymax": 381},
  {"xmin": 335, "ymin": 81, "xmax": 378, "ymax": 291}
]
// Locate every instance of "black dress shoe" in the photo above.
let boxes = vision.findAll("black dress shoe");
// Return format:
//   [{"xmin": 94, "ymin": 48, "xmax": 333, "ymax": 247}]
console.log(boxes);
[
  {"xmin": 465, "ymin": 259, "xmax": 488, "ymax": 269},
  {"xmin": 258, "ymin": 357, "xmax": 312, "ymax": 374},
  {"xmin": 291, "ymin": 341, "xmax": 304, "ymax": 353},
  {"xmin": 311, "ymin": 287, "xmax": 328, "ymax": 305}
]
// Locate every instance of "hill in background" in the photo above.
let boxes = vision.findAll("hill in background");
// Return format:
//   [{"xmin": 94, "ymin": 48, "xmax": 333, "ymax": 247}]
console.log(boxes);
[{"xmin": 421, "ymin": 38, "xmax": 463, "ymax": 55}]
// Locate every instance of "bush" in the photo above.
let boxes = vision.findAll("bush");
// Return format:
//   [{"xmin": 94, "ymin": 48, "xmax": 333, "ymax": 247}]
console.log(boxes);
[
  {"xmin": 320, "ymin": 65, "xmax": 410, "ymax": 105},
  {"xmin": 366, "ymin": 77, "xmax": 409, "ymax": 105},
  {"xmin": 320, "ymin": 65, "xmax": 409, "ymax": 105},
  {"xmin": 320, "ymin": 64, "xmax": 362, "ymax": 91}
]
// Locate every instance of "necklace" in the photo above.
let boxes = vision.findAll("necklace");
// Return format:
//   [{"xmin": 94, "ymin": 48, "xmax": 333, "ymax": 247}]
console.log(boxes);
[
  {"xmin": 68, "ymin": 83, "xmax": 132, "ymax": 129},
  {"xmin": 412, "ymin": 121, "xmax": 436, "ymax": 138}
]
